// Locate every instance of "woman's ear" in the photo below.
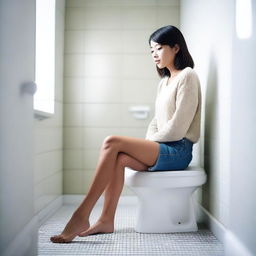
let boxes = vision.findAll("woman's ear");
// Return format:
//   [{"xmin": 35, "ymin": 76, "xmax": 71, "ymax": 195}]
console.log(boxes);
[{"xmin": 174, "ymin": 44, "xmax": 180, "ymax": 54}]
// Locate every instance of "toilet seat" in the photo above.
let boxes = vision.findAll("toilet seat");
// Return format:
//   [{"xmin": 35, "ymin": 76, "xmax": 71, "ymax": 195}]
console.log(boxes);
[{"xmin": 125, "ymin": 166, "xmax": 206, "ymax": 188}]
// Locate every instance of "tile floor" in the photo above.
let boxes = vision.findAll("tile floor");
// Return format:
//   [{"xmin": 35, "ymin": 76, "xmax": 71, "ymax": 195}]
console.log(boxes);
[{"xmin": 38, "ymin": 204, "xmax": 224, "ymax": 255}]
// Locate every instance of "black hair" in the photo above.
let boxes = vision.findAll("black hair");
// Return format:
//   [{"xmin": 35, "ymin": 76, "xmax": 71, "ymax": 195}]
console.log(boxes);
[{"xmin": 149, "ymin": 25, "xmax": 194, "ymax": 77}]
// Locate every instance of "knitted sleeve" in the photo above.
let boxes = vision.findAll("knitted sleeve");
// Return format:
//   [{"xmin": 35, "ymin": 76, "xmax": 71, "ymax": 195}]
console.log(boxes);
[
  {"xmin": 148, "ymin": 71, "xmax": 199, "ymax": 142},
  {"xmin": 145, "ymin": 116, "xmax": 158, "ymax": 140},
  {"xmin": 145, "ymin": 79, "xmax": 164, "ymax": 140}
]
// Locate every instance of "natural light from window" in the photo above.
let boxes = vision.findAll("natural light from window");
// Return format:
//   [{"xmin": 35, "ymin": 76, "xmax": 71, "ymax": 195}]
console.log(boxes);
[
  {"xmin": 236, "ymin": 0, "xmax": 252, "ymax": 39},
  {"xmin": 34, "ymin": 0, "xmax": 56, "ymax": 114}
]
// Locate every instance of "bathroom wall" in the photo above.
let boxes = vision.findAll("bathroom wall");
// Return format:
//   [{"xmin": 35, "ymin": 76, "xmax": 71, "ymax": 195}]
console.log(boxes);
[
  {"xmin": 34, "ymin": 0, "xmax": 65, "ymax": 214},
  {"xmin": 228, "ymin": 0, "xmax": 256, "ymax": 254},
  {"xmin": 63, "ymin": 0, "xmax": 180, "ymax": 194},
  {"xmin": 181, "ymin": 0, "xmax": 256, "ymax": 255},
  {"xmin": 181, "ymin": 0, "xmax": 233, "ymax": 227},
  {"xmin": 0, "ymin": 1, "xmax": 38, "ymax": 255}
]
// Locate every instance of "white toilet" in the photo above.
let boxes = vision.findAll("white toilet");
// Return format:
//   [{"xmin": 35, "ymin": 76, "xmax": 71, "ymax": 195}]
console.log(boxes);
[{"xmin": 125, "ymin": 166, "xmax": 207, "ymax": 233}]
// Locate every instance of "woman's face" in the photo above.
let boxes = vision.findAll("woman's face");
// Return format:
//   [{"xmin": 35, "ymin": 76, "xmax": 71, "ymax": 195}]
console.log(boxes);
[{"xmin": 150, "ymin": 40, "xmax": 179, "ymax": 69}]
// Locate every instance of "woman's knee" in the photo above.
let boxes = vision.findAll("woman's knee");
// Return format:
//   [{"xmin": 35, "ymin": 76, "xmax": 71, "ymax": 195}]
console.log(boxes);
[{"xmin": 102, "ymin": 135, "xmax": 120, "ymax": 151}]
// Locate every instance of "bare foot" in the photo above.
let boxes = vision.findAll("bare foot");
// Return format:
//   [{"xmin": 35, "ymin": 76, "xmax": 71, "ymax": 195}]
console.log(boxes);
[
  {"xmin": 50, "ymin": 212, "xmax": 90, "ymax": 243},
  {"xmin": 78, "ymin": 220, "xmax": 114, "ymax": 237}
]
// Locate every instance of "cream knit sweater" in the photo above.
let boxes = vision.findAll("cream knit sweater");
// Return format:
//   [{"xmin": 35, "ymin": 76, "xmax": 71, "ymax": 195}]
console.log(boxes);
[{"xmin": 145, "ymin": 67, "xmax": 201, "ymax": 143}]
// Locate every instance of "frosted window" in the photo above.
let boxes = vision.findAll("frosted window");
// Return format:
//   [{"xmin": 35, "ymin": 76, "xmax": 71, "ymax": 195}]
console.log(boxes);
[
  {"xmin": 34, "ymin": 0, "xmax": 56, "ymax": 114},
  {"xmin": 236, "ymin": 0, "xmax": 252, "ymax": 39}
]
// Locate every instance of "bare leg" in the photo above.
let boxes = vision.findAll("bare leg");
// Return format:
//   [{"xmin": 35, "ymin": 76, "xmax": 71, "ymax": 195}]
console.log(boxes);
[
  {"xmin": 78, "ymin": 153, "xmax": 148, "ymax": 236},
  {"xmin": 50, "ymin": 136, "xmax": 159, "ymax": 243}
]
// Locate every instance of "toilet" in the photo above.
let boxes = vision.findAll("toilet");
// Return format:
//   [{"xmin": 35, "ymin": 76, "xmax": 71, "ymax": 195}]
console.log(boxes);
[{"xmin": 125, "ymin": 166, "xmax": 207, "ymax": 233}]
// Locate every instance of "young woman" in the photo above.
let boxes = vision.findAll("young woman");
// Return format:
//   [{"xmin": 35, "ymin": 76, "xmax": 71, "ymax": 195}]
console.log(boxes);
[{"xmin": 50, "ymin": 25, "xmax": 201, "ymax": 243}]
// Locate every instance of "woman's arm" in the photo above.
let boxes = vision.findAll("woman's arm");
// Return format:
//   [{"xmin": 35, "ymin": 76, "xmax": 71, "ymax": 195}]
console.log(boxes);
[
  {"xmin": 145, "ymin": 116, "xmax": 158, "ymax": 140},
  {"xmin": 145, "ymin": 78, "xmax": 165, "ymax": 140},
  {"xmin": 148, "ymin": 71, "xmax": 200, "ymax": 142}
]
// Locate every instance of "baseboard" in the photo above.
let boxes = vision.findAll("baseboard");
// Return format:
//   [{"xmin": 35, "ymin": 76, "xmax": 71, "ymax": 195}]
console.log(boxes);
[
  {"xmin": 197, "ymin": 203, "xmax": 226, "ymax": 243},
  {"xmin": 224, "ymin": 230, "xmax": 254, "ymax": 256},
  {"xmin": 2, "ymin": 216, "xmax": 38, "ymax": 256},
  {"xmin": 197, "ymin": 204, "xmax": 254, "ymax": 256},
  {"xmin": 36, "ymin": 195, "xmax": 63, "ymax": 226}
]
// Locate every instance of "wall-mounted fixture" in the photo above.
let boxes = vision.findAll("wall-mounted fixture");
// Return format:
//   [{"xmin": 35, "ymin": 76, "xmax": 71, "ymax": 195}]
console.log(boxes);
[
  {"xmin": 128, "ymin": 105, "xmax": 150, "ymax": 120},
  {"xmin": 21, "ymin": 82, "xmax": 37, "ymax": 95},
  {"xmin": 236, "ymin": 0, "xmax": 252, "ymax": 39}
]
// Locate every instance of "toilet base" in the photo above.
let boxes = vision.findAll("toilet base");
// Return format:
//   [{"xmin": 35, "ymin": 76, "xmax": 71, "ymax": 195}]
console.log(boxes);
[{"xmin": 132, "ymin": 187, "xmax": 198, "ymax": 233}]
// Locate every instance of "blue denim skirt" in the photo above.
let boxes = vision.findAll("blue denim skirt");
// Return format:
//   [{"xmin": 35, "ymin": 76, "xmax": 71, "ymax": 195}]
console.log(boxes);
[{"xmin": 148, "ymin": 138, "xmax": 193, "ymax": 171}]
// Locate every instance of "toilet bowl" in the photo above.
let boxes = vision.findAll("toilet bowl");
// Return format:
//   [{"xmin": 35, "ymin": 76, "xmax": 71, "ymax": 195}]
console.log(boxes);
[{"xmin": 125, "ymin": 166, "xmax": 207, "ymax": 233}]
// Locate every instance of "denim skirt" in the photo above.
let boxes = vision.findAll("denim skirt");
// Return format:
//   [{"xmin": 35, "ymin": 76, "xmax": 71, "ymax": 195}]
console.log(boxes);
[{"xmin": 148, "ymin": 138, "xmax": 193, "ymax": 171}]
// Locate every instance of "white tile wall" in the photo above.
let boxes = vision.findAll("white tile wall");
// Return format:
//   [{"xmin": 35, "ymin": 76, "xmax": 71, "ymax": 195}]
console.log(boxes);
[
  {"xmin": 64, "ymin": 54, "xmax": 85, "ymax": 77},
  {"xmin": 82, "ymin": 127, "xmax": 122, "ymax": 149},
  {"xmin": 64, "ymin": 0, "xmax": 180, "ymax": 194},
  {"xmin": 83, "ymin": 78, "xmax": 122, "ymax": 103},
  {"xmin": 33, "ymin": 0, "xmax": 65, "ymax": 214}
]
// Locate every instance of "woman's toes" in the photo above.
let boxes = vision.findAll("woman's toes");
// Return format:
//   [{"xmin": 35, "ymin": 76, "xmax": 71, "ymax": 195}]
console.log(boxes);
[
  {"xmin": 50, "ymin": 235, "xmax": 57, "ymax": 241},
  {"xmin": 50, "ymin": 235, "xmax": 61, "ymax": 243},
  {"xmin": 50, "ymin": 235, "xmax": 71, "ymax": 243}
]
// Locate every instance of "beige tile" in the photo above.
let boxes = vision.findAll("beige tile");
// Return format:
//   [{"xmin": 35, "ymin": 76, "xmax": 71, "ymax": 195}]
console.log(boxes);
[
  {"xmin": 120, "ymin": 127, "xmax": 148, "ymax": 139},
  {"xmin": 63, "ymin": 127, "xmax": 84, "ymax": 149},
  {"xmin": 123, "ymin": 54, "xmax": 158, "ymax": 79},
  {"xmin": 34, "ymin": 150, "xmax": 62, "ymax": 184},
  {"xmin": 156, "ymin": 6, "xmax": 180, "ymax": 28},
  {"xmin": 34, "ymin": 171, "xmax": 62, "ymax": 213},
  {"xmin": 64, "ymin": 54, "xmax": 85, "ymax": 77},
  {"xmin": 65, "ymin": 8, "xmax": 86, "ymax": 30},
  {"xmin": 83, "ymin": 7, "xmax": 122, "ymax": 29},
  {"xmin": 83, "ymin": 78, "xmax": 122, "ymax": 103},
  {"xmin": 66, "ymin": 0, "xmax": 157, "ymax": 7},
  {"xmin": 83, "ymin": 127, "xmax": 122, "ymax": 149},
  {"xmin": 65, "ymin": 31, "xmax": 85, "ymax": 53},
  {"xmin": 66, "ymin": 0, "xmax": 86, "ymax": 7},
  {"xmin": 84, "ymin": 30, "xmax": 122, "ymax": 54},
  {"xmin": 122, "ymin": 79, "xmax": 159, "ymax": 103},
  {"xmin": 122, "ymin": 7, "xmax": 157, "ymax": 29},
  {"xmin": 84, "ymin": 54, "xmax": 122, "ymax": 78},
  {"xmin": 63, "ymin": 170, "xmax": 84, "ymax": 194},
  {"xmin": 64, "ymin": 149, "xmax": 83, "ymax": 169},
  {"xmin": 122, "ymin": 0, "xmax": 157, "ymax": 6},
  {"xmin": 156, "ymin": 0, "xmax": 180, "ymax": 6},
  {"xmin": 123, "ymin": 30, "xmax": 153, "ymax": 54},
  {"xmin": 82, "ymin": 103, "xmax": 121, "ymax": 127},
  {"xmin": 64, "ymin": 78, "xmax": 84, "ymax": 103},
  {"xmin": 82, "ymin": 170, "xmax": 95, "ymax": 194},
  {"xmin": 35, "ymin": 127, "xmax": 62, "ymax": 154},
  {"xmin": 64, "ymin": 103, "xmax": 83, "ymax": 126},
  {"xmin": 83, "ymin": 149, "xmax": 100, "ymax": 169}
]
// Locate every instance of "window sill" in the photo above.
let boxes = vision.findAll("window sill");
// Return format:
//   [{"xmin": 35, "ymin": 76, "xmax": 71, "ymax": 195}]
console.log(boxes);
[{"xmin": 34, "ymin": 110, "xmax": 54, "ymax": 120}]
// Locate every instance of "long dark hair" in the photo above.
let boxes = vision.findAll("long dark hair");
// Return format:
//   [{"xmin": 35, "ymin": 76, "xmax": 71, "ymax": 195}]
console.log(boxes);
[{"xmin": 149, "ymin": 25, "xmax": 194, "ymax": 77}]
